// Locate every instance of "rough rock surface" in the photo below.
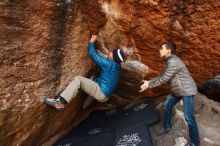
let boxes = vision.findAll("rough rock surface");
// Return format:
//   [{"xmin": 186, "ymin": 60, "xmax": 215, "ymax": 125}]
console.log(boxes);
[
  {"xmin": 0, "ymin": 1, "xmax": 94, "ymax": 146},
  {"xmin": 0, "ymin": 0, "xmax": 220, "ymax": 145}
]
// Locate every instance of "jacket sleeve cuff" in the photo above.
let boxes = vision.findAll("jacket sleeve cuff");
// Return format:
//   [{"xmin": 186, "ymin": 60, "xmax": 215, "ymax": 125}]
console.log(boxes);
[
  {"xmin": 148, "ymin": 77, "xmax": 158, "ymax": 88},
  {"xmin": 148, "ymin": 82, "xmax": 154, "ymax": 89}
]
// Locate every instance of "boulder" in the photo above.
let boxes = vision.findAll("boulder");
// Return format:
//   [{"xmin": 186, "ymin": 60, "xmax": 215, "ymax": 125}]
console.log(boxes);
[
  {"xmin": 198, "ymin": 75, "xmax": 220, "ymax": 102},
  {"xmin": 0, "ymin": 0, "xmax": 219, "ymax": 145}
]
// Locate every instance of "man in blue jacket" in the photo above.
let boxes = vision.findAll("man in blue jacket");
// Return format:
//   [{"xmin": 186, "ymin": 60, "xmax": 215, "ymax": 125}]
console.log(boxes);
[{"xmin": 44, "ymin": 35, "xmax": 127, "ymax": 110}]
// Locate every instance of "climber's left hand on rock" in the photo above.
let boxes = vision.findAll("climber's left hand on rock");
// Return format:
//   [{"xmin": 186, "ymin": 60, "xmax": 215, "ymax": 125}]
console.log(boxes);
[{"xmin": 90, "ymin": 35, "xmax": 97, "ymax": 43}]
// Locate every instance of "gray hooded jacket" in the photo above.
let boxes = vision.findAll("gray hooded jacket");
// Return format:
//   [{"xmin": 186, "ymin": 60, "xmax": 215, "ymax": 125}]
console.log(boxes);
[{"xmin": 149, "ymin": 54, "xmax": 198, "ymax": 97}]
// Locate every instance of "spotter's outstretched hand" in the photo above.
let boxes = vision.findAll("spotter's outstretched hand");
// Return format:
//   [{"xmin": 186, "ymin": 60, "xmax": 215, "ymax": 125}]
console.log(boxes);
[{"xmin": 139, "ymin": 80, "xmax": 149, "ymax": 92}]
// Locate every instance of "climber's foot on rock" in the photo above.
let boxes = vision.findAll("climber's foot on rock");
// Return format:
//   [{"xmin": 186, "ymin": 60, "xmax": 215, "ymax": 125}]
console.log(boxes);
[{"xmin": 44, "ymin": 96, "xmax": 65, "ymax": 111}]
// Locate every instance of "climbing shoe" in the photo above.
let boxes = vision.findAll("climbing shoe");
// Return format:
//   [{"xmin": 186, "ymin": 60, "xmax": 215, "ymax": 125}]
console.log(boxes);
[{"xmin": 44, "ymin": 96, "xmax": 65, "ymax": 111}]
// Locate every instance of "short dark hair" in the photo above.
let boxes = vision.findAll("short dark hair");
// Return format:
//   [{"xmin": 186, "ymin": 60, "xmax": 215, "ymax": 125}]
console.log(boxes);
[{"xmin": 165, "ymin": 40, "xmax": 176, "ymax": 54}]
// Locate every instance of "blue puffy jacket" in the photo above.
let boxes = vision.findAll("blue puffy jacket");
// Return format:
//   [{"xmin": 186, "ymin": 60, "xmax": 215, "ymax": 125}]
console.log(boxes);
[{"xmin": 88, "ymin": 43, "xmax": 121, "ymax": 98}]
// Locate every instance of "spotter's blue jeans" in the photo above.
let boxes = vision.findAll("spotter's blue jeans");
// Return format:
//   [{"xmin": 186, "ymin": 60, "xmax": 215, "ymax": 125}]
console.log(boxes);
[{"xmin": 163, "ymin": 94, "xmax": 200, "ymax": 146}]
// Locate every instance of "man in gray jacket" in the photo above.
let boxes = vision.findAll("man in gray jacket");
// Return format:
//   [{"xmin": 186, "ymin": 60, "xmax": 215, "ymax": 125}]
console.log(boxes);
[{"xmin": 140, "ymin": 40, "xmax": 200, "ymax": 146}]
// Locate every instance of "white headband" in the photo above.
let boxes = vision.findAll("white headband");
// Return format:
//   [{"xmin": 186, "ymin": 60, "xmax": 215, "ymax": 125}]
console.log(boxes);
[{"xmin": 117, "ymin": 49, "xmax": 124, "ymax": 62}]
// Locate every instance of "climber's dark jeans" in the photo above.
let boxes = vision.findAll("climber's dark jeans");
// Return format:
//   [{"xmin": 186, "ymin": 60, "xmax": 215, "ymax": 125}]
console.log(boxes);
[{"xmin": 163, "ymin": 94, "xmax": 200, "ymax": 146}]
